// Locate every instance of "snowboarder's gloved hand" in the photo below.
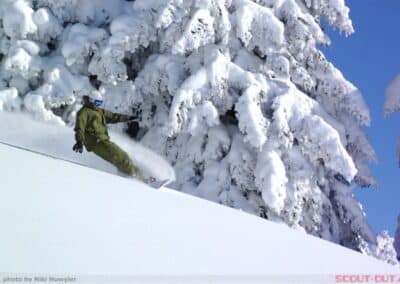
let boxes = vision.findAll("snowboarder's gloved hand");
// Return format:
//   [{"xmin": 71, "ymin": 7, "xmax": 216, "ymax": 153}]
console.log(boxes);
[
  {"xmin": 73, "ymin": 141, "xmax": 83, "ymax": 153},
  {"xmin": 128, "ymin": 116, "xmax": 137, "ymax": 121}
]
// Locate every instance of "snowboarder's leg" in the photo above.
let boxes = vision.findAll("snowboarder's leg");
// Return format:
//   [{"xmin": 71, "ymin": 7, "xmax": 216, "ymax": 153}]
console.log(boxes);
[{"xmin": 91, "ymin": 140, "xmax": 144, "ymax": 180}]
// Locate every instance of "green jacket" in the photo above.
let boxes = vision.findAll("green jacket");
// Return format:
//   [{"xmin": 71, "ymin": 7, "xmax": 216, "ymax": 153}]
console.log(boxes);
[{"xmin": 74, "ymin": 101, "xmax": 129, "ymax": 151}]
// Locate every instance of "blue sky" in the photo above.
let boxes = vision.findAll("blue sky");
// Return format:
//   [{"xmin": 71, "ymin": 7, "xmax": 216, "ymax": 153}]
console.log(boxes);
[{"xmin": 320, "ymin": 0, "xmax": 400, "ymax": 236}]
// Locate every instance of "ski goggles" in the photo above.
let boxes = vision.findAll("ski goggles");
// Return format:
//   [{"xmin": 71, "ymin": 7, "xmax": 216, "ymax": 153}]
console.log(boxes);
[{"xmin": 94, "ymin": 99, "xmax": 103, "ymax": 107}]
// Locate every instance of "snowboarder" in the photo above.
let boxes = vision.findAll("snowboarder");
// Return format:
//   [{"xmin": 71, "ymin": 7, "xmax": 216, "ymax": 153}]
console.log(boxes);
[
  {"xmin": 394, "ymin": 214, "xmax": 400, "ymax": 262},
  {"xmin": 72, "ymin": 90, "xmax": 144, "ymax": 180}
]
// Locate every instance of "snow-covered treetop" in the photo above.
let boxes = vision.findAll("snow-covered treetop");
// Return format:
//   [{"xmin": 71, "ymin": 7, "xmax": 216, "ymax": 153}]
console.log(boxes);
[
  {"xmin": 384, "ymin": 75, "xmax": 400, "ymax": 167},
  {"xmin": 385, "ymin": 74, "xmax": 400, "ymax": 116}
]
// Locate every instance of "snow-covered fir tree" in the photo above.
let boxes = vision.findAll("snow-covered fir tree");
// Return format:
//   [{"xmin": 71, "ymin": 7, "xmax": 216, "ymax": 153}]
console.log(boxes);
[
  {"xmin": 385, "ymin": 74, "xmax": 400, "ymax": 116},
  {"xmin": 395, "ymin": 214, "xmax": 400, "ymax": 262},
  {"xmin": 363, "ymin": 230, "xmax": 399, "ymax": 267},
  {"xmin": 0, "ymin": 0, "xmax": 378, "ymax": 251},
  {"xmin": 385, "ymin": 74, "xmax": 400, "ymax": 164}
]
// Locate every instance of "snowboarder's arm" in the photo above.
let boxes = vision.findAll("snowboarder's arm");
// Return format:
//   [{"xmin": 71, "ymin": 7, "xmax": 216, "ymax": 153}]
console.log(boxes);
[
  {"xmin": 74, "ymin": 110, "xmax": 88, "ymax": 144},
  {"xmin": 102, "ymin": 109, "xmax": 130, "ymax": 124}
]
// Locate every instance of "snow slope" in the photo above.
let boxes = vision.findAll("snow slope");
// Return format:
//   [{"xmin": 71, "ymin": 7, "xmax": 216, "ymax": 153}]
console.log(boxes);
[
  {"xmin": 0, "ymin": 142, "xmax": 398, "ymax": 282},
  {"xmin": 0, "ymin": 111, "xmax": 175, "ymax": 182}
]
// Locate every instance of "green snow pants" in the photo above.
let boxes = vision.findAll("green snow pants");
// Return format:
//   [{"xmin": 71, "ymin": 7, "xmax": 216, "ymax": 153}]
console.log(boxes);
[{"xmin": 90, "ymin": 140, "xmax": 143, "ymax": 179}]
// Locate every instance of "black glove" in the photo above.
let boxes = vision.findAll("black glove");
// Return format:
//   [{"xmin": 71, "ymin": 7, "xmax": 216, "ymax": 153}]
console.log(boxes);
[
  {"xmin": 73, "ymin": 141, "xmax": 83, "ymax": 153},
  {"xmin": 128, "ymin": 116, "xmax": 137, "ymax": 121}
]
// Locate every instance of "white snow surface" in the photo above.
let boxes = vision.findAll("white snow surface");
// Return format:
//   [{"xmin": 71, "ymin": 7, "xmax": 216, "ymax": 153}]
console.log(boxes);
[
  {"xmin": 0, "ymin": 136, "xmax": 397, "ymax": 278},
  {"xmin": 0, "ymin": 111, "xmax": 175, "ymax": 182}
]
